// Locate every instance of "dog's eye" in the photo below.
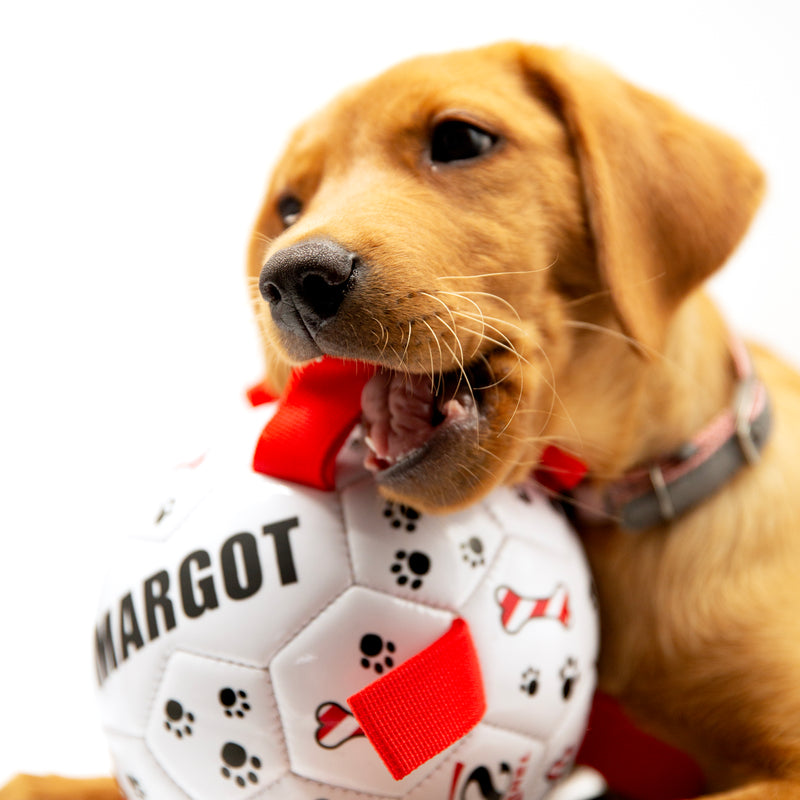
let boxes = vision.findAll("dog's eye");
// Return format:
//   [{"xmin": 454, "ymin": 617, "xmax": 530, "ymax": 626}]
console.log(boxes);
[
  {"xmin": 277, "ymin": 195, "xmax": 302, "ymax": 227},
  {"xmin": 430, "ymin": 120, "xmax": 498, "ymax": 164}
]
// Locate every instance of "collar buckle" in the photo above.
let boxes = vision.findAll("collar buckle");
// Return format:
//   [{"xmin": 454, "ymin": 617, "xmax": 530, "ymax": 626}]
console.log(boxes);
[
  {"xmin": 648, "ymin": 464, "xmax": 676, "ymax": 522},
  {"xmin": 734, "ymin": 376, "xmax": 762, "ymax": 466}
]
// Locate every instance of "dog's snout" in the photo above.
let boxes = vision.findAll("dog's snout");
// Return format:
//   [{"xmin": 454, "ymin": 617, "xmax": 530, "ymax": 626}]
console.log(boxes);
[{"xmin": 259, "ymin": 238, "xmax": 358, "ymax": 336}]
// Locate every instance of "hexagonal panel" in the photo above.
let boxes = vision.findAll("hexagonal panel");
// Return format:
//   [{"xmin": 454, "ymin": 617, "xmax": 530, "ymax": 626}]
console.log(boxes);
[
  {"xmin": 96, "ymin": 467, "xmax": 352, "ymax": 734},
  {"xmin": 460, "ymin": 535, "xmax": 598, "ymax": 742},
  {"xmin": 145, "ymin": 650, "xmax": 286, "ymax": 799},
  {"xmin": 271, "ymin": 586, "xmax": 455, "ymax": 796}
]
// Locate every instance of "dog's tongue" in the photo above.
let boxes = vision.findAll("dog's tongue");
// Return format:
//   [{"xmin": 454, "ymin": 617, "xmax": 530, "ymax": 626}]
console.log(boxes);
[{"xmin": 361, "ymin": 371, "xmax": 436, "ymax": 469}]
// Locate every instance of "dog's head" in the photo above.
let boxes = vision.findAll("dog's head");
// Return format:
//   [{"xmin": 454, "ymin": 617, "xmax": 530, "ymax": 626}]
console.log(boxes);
[{"xmin": 247, "ymin": 42, "xmax": 763, "ymax": 512}]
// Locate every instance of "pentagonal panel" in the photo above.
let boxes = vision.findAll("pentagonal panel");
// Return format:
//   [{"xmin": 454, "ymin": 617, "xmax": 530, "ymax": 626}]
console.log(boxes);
[
  {"xmin": 482, "ymin": 483, "xmax": 582, "ymax": 560},
  {"xmin": 342, "ymin": 477, "xmax": 505, "ymax": 609},
  {"xmin": 106, "ymin": 728, "xmax": 189, "ymax": 799}
]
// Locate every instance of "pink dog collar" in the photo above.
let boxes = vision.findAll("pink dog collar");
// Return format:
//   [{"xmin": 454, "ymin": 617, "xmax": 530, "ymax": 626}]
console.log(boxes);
[{"xmin": 559, "ymin": 339, "xmax": 772, "ymax": 531}]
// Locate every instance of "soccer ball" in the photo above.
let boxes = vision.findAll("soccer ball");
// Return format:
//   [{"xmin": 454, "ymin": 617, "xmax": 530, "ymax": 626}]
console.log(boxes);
[{"xmin": 94, "ymin": 402, "xmax": 598, "ymax": 800}]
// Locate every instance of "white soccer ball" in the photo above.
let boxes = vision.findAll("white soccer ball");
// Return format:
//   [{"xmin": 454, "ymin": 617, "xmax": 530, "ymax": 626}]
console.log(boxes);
[{"xmin": 95, "ymin": 402, "xmax": 598, "ymax": 800}]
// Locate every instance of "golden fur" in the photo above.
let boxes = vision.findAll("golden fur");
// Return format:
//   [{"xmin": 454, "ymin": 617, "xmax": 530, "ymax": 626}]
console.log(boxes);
[{"xmin": 5, "ymin": 41, "xmax": 800, "ymax": 800}]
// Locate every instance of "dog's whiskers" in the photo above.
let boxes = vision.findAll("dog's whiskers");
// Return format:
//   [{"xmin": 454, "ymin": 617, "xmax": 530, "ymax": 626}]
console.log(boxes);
[
  {"xmin": 433, "ymin": 260, "xmax": 556, "ymax": 281},
  {"xmin": 454, "ymin": 327, "xmax": 530, "ymax": 369},
  {"xmin": 564, "ymin": 319, "xmax": 654, "ymax": 358},
  {"xmin": 399, "ymin": 320, "xmax": 413, "ymax": 364},
  {"xmin": 436, "ymin": 289, "xmax": 521, "ymax": 321},
  {"xmin": 435, "ymin": 323, "xmax": 479, "ymax": 417},
  {"xmin": 250, "ymin": 231, "xmax": 274, "ymax": 246},
  {"xmin": 419, "ymin": 317, "xmax": 446, "ymax": 382},
  {"xmin": 449, "ymin": 308, "xmax": 526, "ymax": 338}
]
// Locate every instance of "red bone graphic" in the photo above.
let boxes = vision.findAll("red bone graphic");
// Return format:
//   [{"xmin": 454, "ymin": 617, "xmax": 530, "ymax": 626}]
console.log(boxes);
[
  {"xmin": 495, "ymin": 584, "xmax": 571, "ymax": 631},
  {"xmin": 314, "ymin": 701, "xmax": 365, "ymax": 749}
]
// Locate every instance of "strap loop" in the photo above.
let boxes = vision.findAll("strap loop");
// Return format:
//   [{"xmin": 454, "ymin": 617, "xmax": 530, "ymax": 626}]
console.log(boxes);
[
  {"xmin": 348, "ymin": 618, "xmax": 486, "ymax": 780},
  {"xmin": 252, "ymin": 357, "xmax": 375, "ymax": 489}
]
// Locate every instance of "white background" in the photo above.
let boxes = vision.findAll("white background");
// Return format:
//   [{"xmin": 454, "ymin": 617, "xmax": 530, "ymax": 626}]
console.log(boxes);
[{"xmin": 1, "ymin": 0, "xmax": 798, "ymax": 786}]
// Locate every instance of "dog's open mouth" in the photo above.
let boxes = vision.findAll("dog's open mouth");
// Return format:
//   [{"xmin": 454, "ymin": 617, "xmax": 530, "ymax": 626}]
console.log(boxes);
[{"xmin": 360, "ymin": 364, "xmax": 487, "ymax": 479}]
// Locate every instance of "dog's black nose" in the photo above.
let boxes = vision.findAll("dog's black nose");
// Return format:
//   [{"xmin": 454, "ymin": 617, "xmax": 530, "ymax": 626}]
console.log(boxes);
[{"xmin": 259, "ymin": 238, "xmax": 358, "ymax": 337}]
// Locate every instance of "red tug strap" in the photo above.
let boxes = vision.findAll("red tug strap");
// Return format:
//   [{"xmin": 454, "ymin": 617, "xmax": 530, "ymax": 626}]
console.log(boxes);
[
  {"xmin": 252, "ymin": 357, "xmax": 376, "ymax": 490},
  {"xmin": 348, "ymin": 618, "xmax": 486, "ymax": 780},
  {"xmin": 534, "ymin": 445, "xmax": 589, "ymax": 494}
]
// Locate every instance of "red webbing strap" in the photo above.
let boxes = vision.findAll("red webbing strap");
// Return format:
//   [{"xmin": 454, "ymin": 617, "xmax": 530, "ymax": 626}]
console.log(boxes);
[
  {"xmin": 348, "ymin": 618, "xmax": 486, "ymax": 780},
  {"xmin": 246, "ymin": 380, "xmax": 278, "ymax": 407},
  {"xmin": 577, "ymin": 691, "xmax": 705, "ymax": 800},
  {"xmin": 252, "ymin": 358, "xmax": 376, "ymax": 490},
  {"xmin": 534, "ymin": 445, "xmax": 589, "ymax": 494}
]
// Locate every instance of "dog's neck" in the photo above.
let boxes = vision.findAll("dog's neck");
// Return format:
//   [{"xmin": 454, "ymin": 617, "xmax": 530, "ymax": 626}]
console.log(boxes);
[
  {"xmin": 545, "ymin": 291, "xmax": 773, "ymax": 530},
  {"xmin": 553, "ymin": 291, "xmax": 740, "ymax": 484}
]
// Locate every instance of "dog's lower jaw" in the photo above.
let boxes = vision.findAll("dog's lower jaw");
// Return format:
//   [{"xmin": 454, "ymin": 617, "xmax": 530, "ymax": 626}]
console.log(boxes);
[
  {"xmin": 370, "ymin": 419, "xmax": 529, "ymax": 513},
  {"xmin": 363, "ymin": 358, "xmax": 543, "ymax": 514}
]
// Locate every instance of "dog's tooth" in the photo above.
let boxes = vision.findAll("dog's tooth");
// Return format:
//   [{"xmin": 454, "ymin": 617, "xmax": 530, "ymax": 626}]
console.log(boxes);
[{"xmin": 441, "ymin": 397, "xmax": 471, "ymax": 422}]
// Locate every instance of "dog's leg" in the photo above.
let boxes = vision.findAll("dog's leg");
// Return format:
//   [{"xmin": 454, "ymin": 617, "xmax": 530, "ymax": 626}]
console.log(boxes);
[
  {"xmin": 0, "ymin": 775, "xmax": 120, "ymax": 800},
  {"xmin": 702, "ymin": 780, "xmax": 800, "ymax": 800}
]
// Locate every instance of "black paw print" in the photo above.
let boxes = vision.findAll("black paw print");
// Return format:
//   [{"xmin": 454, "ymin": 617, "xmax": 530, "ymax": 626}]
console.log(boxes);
[
  {"xmin": 560, "ymin": 658, "xmax": 579, "ymax": 700},
  {"xmin": 383, "ymin": 501, "xmax": 420, "ymax": 532},
  {"xmin": 124, "ymin": 775, "xmax": 146, "ymax": 799},
  {"xmin": 163, "ymin": 699, "xmax": 194, "ymax": 738},
  {"xmin": 516, "ymin": 486, "xmax": 534, "ymax": 504},
  {"xmin": 220, "ymin": 742, "xmax": 261, "ymax": 788},
  {"xmin": 520, "ymin": 667, "xmax": 540, "ymax": 697},
  {"xmin": 390, "ymin": 550, "xmax": 430, "ymax": 589},
  {"xmin": 360, "ymin": 633, "xmax": 395, "ymax": 674},
  {"xmin": 460, "ymin": 537, "xmax": 485, "ymax": 567},
  {"xmin": 219, "ymin": 687, "xmax": 251, "ymax": 718},
  {"xmin": 155, "ymin": 498, "xmax": 175, "ymax": 525}
]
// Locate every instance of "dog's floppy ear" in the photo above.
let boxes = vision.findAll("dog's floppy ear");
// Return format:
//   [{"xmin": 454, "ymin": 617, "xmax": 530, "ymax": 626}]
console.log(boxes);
[{"xmin": 521, "ymin": 46, "xmax": 765, "ymax": 351}]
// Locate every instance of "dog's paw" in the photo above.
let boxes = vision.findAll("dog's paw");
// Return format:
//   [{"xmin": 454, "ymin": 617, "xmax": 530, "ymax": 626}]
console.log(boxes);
[{"xmin": 0, "ymin": 775, "xmax": 121, "ymax": 800}]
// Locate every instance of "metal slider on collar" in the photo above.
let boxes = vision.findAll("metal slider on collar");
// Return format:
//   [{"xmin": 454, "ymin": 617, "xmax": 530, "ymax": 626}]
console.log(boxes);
[
  {"xmin": 648, "ymin": 464, "xmax": 676, "ymax": 522},
  {"xmin": 645, "ymin": 439, "xmax": 697, "ymax": 524},
  {"xmin": 734, "ymin": 375, "xmax": 762, "ymax": 466}
]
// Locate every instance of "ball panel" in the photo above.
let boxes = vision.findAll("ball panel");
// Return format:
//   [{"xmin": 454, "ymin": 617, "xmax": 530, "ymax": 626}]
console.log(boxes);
[
  {"xmin": 259, "ymin": 772, "xmax": 389, "ymax": 799},
  {"xmin": 460, "ymin": 536, "xmax": 598, "ymax": 742},
  {"xmin": 271, "ymin": 586, "xmax": 455, "ymax": 795},
  {"xmin": 534, "ymin": 663, "xmax": 598, "ymax": 798},
  {"xmin": 139, "ymin": 460, "xmax": 216, "ymax": 545},
  {"xmin": 405, "ymin": 723, "xmax": 546, "ymax": 800},
  {"xmin": 96, "ymin": 470, "xmax": 352, "ymax": 733},
  {"xmin": 144, "ymin": 650, "xmax": 286, "ymax": 799},
  {"xmin": 343, "ymin": 478, "xmax": 505, "ymax": 609},
  {"xmin": 482, "ymin": 484, "xmax": 581, "ymax": 560},
  {"xmin": 133, "ymin": 402, "xmax": 281, "ymax": 545},
  {"xmin": 106, "ymin": 730, "xmax": 185, "ymax": 799}
]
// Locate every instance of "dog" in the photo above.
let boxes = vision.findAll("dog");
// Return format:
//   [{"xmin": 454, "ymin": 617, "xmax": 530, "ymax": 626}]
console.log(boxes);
[{"xmin": 4, "ymin": 40, "xmax": 799, "ymax": 800}]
